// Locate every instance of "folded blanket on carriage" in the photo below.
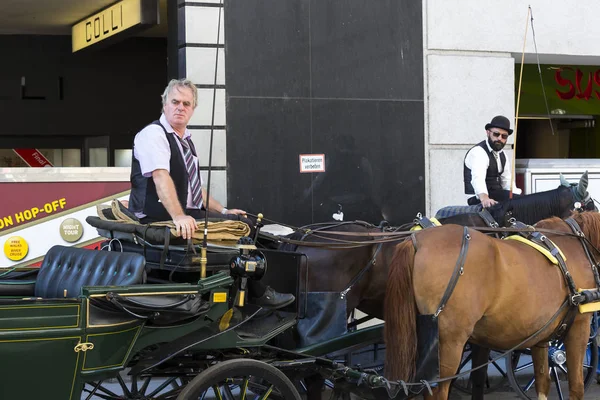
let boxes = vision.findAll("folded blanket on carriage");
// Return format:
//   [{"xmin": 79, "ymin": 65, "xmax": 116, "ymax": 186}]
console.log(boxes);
[
  {"xmin": 87, "ymin": 200, "xmax": 250, "ymax": 247},
  {"xmin": 435, "ymin": 204, "xmax": 483, "ymax": 219}
]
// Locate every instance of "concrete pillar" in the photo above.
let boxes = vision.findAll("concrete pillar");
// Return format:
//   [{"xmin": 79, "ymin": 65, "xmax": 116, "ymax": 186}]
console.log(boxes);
[{"xmin": 169, "ymin": 0, "xmax": 228, "ymax": 205}]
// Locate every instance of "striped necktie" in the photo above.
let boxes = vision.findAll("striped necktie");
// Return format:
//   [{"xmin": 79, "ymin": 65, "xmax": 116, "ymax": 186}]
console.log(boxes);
[{"xmin": 177, "ymin": 136, "xmax": 203, "ymax": 207}]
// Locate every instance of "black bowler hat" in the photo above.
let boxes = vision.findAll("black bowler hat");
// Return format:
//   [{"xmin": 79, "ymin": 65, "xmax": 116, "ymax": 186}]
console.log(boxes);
[{"xmin": 485, "ymin": 115, "xmax": 513, "ymax": 135}]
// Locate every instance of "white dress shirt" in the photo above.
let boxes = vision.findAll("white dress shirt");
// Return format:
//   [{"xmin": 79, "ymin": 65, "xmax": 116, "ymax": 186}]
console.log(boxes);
[
  {"xmin": 464, "ymin": 140, "xmax": 522, "ymax": 199},
  {"xmin": 133, "ymin": 114, "xmax": 203, "ymax": 212}
]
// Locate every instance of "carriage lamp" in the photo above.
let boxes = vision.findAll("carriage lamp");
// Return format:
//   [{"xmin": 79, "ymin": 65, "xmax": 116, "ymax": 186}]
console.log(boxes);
[{"xmin": 229, "ymin": 237, "xmax": 267, "ymax": 307}]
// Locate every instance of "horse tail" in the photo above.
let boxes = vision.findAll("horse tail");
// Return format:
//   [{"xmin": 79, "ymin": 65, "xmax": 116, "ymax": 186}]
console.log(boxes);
[{"xmin": 384, "ymin": 239, "xmax": 417, "ymax": 381}]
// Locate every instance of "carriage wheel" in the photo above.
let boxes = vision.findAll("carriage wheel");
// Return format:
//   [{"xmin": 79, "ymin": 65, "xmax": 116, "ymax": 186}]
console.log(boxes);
[
  {"xmin": 82, "ymin": 371, "xmax": 190, "ymax": 399},
  {"xmin": 176, "ymin": 359, "xmax": 301, "ymax": 400},
  {"xmin": 506, "ymin": 339, "xmax": 598, "ymax": 400},
  {"xmin": 452, "ymin": 344, "xmax": 509, "ymax": 394}
]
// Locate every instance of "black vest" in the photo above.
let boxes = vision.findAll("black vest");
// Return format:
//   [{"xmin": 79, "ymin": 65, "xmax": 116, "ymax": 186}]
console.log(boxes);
[
  {"xmin": 129, "ymin": 121, "xmax": 199, "ymax": 221},
  {"xmin": 463, "ymin": 140, "xmax": 506, "ymax": 195}
]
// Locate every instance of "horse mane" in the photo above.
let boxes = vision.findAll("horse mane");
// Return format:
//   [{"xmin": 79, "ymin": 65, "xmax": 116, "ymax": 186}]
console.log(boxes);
[
  {"xmin": 493, "ymin": 186, "xmax": 567, "ymax": 225},
  {"xmin": 570, "ymin": 212, "xmax": 600, "ymax": 249},
  {"xmin": 533, "ymin": 212, "xmax": 600, "ymax": 250}
]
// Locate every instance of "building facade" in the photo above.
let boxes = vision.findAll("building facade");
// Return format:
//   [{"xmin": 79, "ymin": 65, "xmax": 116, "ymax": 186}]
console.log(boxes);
[
  {"xmin": 3, "ymin": 0, "xmax": 600, "ymax": 267},
  {"xmin": 423, "ymin": 0, "xmax": 600, "ymax": 214}
]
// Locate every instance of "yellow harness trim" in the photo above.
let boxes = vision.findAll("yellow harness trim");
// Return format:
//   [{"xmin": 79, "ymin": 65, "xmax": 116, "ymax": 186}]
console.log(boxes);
[
  {"xmin": 577, "ymin": 288, "xmax": 600, "ymax": 314},
  {"xmin": 410, "ymin": 217, "xmax": 442, "ymax": 231},
  {"xmin": 504, "ymin": 235, "xmax": 567, "ymax": 265}
]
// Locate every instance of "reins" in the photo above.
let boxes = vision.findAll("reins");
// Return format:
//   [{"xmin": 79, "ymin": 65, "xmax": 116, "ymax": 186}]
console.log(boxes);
[{"xmin": 262, "ymin": 222, "xmax": 600, "ymax": 252}]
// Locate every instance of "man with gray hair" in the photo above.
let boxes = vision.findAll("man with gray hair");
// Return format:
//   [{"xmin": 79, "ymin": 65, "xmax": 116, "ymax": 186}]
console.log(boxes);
[{"xmin": 129, "ymin": 79, "xmax": 294, "ymax": 309}]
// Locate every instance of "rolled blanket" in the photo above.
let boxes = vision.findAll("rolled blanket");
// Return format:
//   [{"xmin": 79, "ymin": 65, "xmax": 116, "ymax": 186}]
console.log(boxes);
[
  {"xmin": 93, "ymin": 200, "xmax": 250, "ymax": 246},
  {"xmin": 150, "ymin": 220, "xmax": 250, "ymax": 244}
]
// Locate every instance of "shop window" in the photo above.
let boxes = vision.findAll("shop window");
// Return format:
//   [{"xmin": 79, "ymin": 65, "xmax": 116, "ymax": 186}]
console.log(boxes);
[
  {"xmin": 53, "ymin": 149, "xmax": 81, "ymax": 167},
  {"xmin": 89, "ymin": 148, "xmax": 108, "ymax": 167},
  {"xmin": 0, "ymin": 149, "xmax": 81, "ymax": 167},
  {"xmin": 115, "ymin": 149, "xmax": 132, "ymax": 167},
  {"xmin": 516, "ymin": 117, "xmax": 598, "ymax": 159}
]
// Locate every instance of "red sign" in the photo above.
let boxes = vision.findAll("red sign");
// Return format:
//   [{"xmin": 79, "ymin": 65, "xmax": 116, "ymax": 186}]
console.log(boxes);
[
  {"xmin": 13, "ymin": 149, "xmax": 53, "ymax": 167},
  {"xmin": 555, "ymin": 67, "xmax": 600, "ymax": 100},
  {"xmin": 0, "ymin": 181, "xmax": 131, "ymax": 232}
]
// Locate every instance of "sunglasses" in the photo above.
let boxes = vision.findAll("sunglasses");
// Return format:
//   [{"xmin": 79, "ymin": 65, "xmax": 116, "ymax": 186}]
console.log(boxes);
[{"xmin": 489, "ymin": 130, "xmax": 509, "ymax": 140}]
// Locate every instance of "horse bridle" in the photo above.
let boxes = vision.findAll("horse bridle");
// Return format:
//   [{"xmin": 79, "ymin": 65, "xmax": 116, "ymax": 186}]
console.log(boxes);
[{"xmin": 571, "ymin": 185, "xmax": 597, "ymax": 212}]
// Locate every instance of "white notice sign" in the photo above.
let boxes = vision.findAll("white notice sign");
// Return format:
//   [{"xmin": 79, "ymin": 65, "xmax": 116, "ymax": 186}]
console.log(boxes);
[{"xmin": 299, "ymin": 154, "xmax": 325, "ymax": 173}]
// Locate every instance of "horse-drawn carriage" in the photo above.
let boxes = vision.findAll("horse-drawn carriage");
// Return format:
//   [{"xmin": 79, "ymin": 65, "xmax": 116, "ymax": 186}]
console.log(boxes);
[{"xmin": 1, "ymin": 173, "xmax": 600, "ymax": 400}]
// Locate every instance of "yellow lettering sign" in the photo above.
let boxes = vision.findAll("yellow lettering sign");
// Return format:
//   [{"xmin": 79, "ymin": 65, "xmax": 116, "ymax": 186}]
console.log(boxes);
[
  {"xmin": 4, "ymin": 236, "xmax": 29, "ymax": 261},
  {"xmin": 71, "ymin": 0, "xmax": 158, "ymax": 52},
  {"xmin": 0, "ymin": 198, "xmax": 67, "ymax": 230}
]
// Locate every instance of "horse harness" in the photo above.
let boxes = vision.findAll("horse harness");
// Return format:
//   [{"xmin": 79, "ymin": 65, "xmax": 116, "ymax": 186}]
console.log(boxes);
[
  {"xmin": 293, "ymin": 221, "xmax": 388, "ymax": 300},
  {"xmin": 340, "ymin": 225, "xmax": 388, "ymax": 300},
  {"xmin": 414, "ymin": 209, "xmax": 498, "ymax": 230},
  {"xmin": 428, "ymin": 217, "xmax": 600, "ymax": 343}
]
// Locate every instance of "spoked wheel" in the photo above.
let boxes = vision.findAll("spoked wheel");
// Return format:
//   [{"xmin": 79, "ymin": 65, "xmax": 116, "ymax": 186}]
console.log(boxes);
[
  {"xmin": 176, "ymin": 359, "xmax": 301, "ymax": 400},
  {"xmin": 452, "ymin": 344, "xmax": 509, "ymax": 394},
  {"xmin": 83, "ymin": 372, "xmax": 189, "ymax": 399},
  {"xmin": 506, "ymin": 339, "xmax": 598, "ymax": 400}
]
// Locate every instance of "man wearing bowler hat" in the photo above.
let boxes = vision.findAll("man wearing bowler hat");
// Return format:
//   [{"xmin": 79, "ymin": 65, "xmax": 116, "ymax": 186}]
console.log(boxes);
[{"xmin": 464, "ymin": 115, "xmax": 522, "ymax": 207}]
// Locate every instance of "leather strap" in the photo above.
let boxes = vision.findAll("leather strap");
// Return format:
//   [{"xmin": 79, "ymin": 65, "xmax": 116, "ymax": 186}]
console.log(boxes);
[
  {"xmin": 433, "ymin": 226, "xmax": 471, "ymax": 320},
  {"xmin": 159, "ymin": 226, "xmax": 171, "ymax": 270},
  {"xmin": 512, "ymin": 221, "xmax": 578, "ymax": 300},
  {"xmin": 565, "ymin": 217, "xmax": 600, "ymax": 289},
  {"xmin": 478, "ymin": 208, "xmax": 498, "ymax": 228},
  {"xmin": 340, "ymin": 242, "xmax": 383, "ymax": 300},
  {"xmin": 415, "ymin": 216, "xmax": 439, "ymax": 229}
]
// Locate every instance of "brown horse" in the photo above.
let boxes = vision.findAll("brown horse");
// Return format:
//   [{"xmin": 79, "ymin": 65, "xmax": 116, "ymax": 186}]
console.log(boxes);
[{"xmin": 384, "ymin": 212, "xmax": 600, "ymax": 400}]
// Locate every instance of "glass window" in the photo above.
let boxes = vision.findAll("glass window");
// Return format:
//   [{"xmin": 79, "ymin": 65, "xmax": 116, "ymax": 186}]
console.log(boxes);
[
  {"xmin": 115, "ymin": 149, "xmax": 132, "ymax": 167},
  {"xmin": 0, "ymin": 149, "xmax": 81, "ymax": 167},
  {"xmin": 89, "ymin": 148, "xmax": 108, "ymax": 167}
]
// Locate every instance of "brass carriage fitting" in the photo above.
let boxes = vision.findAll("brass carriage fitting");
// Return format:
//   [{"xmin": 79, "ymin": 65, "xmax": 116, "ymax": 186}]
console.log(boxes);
[
  {"xmin": 74, "ymin": 341, "xmax": 94, "ymax": 353},
  {"xmin": 253, "ymin": 213, "xmax": 264, "ymax": 243}
]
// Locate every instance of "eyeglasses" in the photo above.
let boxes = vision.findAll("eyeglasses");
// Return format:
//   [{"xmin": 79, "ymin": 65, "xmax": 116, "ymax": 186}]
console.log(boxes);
[{"xmin": 489, "ymin": 130, "xmax": 509, "ymax": 140}]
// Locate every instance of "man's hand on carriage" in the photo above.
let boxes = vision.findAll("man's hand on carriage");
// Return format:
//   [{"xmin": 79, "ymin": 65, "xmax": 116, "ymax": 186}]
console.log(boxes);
[
  {"xmin": 479, "ymin": 194, "xmax": 498, "ymax": 208},
  {"xmin": 173, "ymin": 214, "xmax": 197, "ymax": 239}
]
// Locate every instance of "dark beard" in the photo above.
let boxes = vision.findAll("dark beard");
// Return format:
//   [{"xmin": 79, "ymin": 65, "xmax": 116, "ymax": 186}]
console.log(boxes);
[{"xmin": 488, "ymin": 138, "xmax": 505, "ymax": 151}]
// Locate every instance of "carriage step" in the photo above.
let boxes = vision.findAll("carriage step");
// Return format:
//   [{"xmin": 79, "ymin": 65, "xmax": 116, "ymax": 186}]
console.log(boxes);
[{"xmin": 236, "ymin": 310, "xmax": 296, "ymax": 341}]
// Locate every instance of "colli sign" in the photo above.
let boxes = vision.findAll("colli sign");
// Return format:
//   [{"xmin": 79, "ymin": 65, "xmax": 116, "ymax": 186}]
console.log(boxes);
[
  {"xmin": 554, "ymin": 67, "xmax": 600, "ymax": 100},
  {"xmin": 72, "ymin": 0, "xmax": 158, "ymax": 53}
]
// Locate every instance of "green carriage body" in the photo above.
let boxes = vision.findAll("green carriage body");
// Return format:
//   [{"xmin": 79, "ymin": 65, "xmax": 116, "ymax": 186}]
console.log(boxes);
[
  {"xmin": 0, "ymin": 235, "xmax": 392, "ymax": 400},
  {"xmin": 0, "ymin": 273, "xmax": 238, "ymax": 400}
]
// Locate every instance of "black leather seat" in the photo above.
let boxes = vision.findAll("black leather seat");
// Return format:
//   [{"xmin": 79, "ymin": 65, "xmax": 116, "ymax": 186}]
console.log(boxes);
[{"xmin": 35, "ymin": 246, "xmax": 146, "ymax": 298}]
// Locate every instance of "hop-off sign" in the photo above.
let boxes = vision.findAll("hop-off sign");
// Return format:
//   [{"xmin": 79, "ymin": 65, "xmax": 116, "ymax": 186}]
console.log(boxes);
[{"xmin": 299, "ymin": 154, "xmax": 325, "ymax": 173}]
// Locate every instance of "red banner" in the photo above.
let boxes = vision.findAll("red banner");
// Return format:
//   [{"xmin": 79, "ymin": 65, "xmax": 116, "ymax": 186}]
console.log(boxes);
[
  {"xmin": 13, "ymin": 149, "xmax": 53, "ymax": 167},
  {"xmin": 0, "ymin": 181, "xmax": 131, "ymax": 232}
]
